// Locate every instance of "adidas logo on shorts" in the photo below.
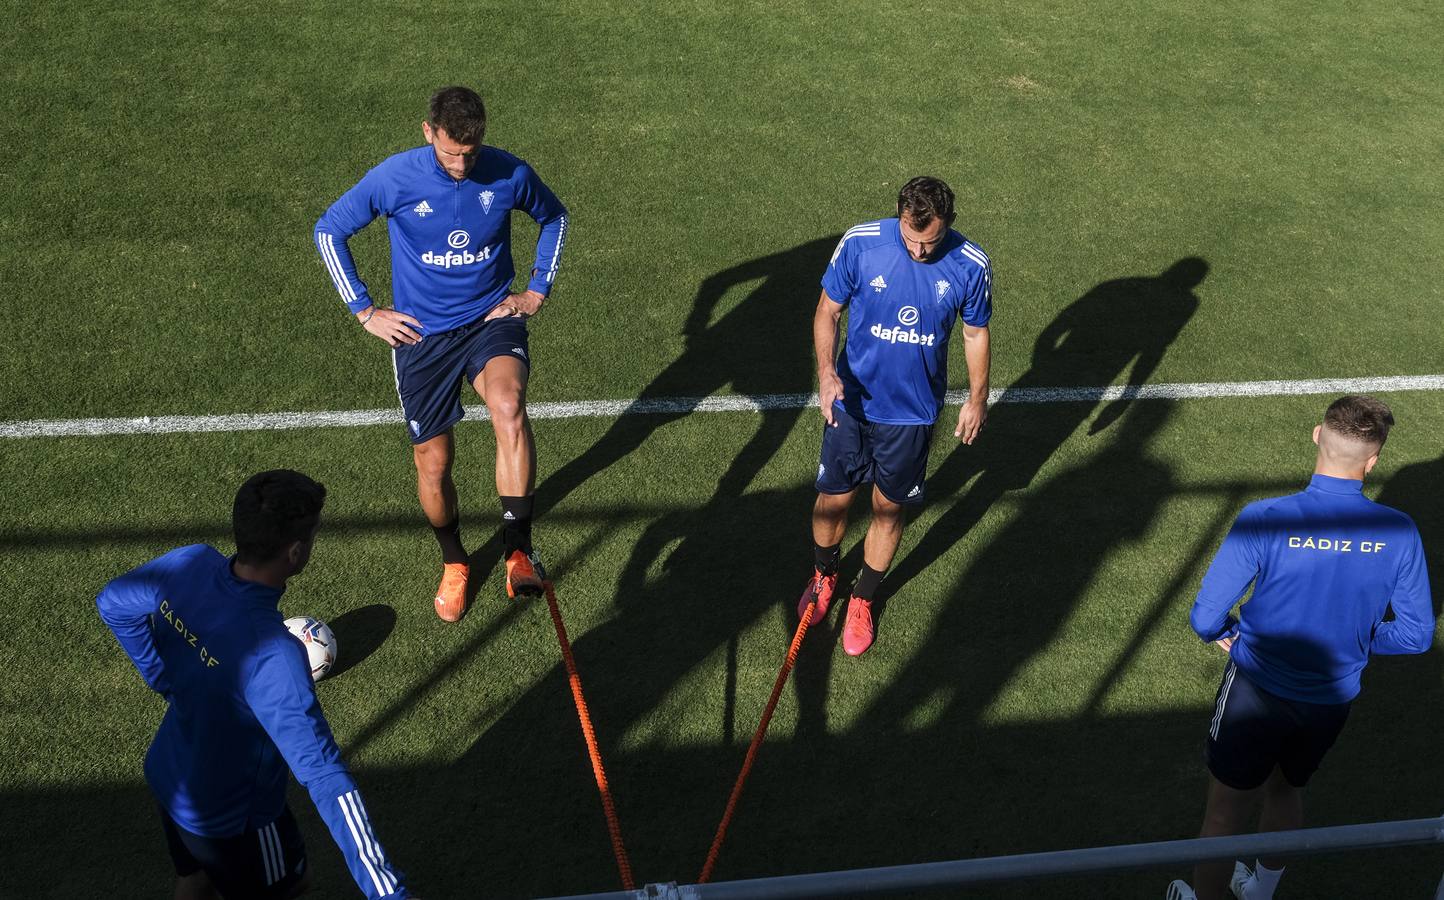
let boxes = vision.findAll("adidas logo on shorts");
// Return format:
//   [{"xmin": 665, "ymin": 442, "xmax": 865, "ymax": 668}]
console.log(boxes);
[
  {"xmin": 511, "ymin": 347, "xmax": 527, "ymax": 358},
  {"xmin": 907, "ymin": 485, "xmax": 921, "ymax": 498}
]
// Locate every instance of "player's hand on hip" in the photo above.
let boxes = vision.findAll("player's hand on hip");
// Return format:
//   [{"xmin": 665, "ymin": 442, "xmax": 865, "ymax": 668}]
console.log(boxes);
[
  {"xmin": 363, "ymin": 308, "xmax": 423, "ymax": 347},
  {"xmin": 955, "ymin": 397, "xmax": 987, "ymax": 443},
  {"xmin": 818, "ymin": 369, "xmax": 844, "ymax": 427},
  {"xmin": 516, "ymin": 289, "xmax": 547, "ymax": 316},
  {"xmin": 485, "ymin": 290, "xmax": 544, "ymax": 321},
  {"xmin": 1214, "ymin": 635, "xmax": 1235, "ymax": 653}
]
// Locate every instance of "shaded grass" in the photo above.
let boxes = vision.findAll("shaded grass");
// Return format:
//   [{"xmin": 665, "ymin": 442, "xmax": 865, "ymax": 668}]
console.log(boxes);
[{"xmin": 4, "ymin": 393, "xmax": 1442, "ymax": 896}]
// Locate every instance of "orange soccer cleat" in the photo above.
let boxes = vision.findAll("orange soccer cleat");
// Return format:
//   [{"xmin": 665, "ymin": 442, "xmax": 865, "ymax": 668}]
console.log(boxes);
[
  {"xmin": 504, "ymin": 549, "xmax": 545, "ymax": 599},
  {"xmin": 797, "ymin": 569, "xmax": 837, "ymax": 625},
  {"xmin": 433, "ymin": 562, "xmax": 470, "ymax": 622}
]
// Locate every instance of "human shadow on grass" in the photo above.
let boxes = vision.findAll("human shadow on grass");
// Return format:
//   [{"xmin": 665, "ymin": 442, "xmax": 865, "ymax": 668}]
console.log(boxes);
[
  {"xmin": 442, "ymin": 236, "xmax": 839, "ymax": 616},
  {"xmin": 1343, "ymin": 451, "xmax": 1444, "ymax": 786},
  {"xmin": 532, "ymin": 235, "xmax": 840, "ymax": 520},
  {"xmin": 856, "ymin": 396, "xmax": 1180, "ymax": 749},
  {"xmin": 880, "ymin": 257, "xmax": 1206, "ymax": 607}
]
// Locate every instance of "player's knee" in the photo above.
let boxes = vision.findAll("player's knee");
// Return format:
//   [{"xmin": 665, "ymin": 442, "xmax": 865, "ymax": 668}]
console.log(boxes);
[
  {"xmin": 488, "ymin": 392, "xmax": 527, "ymax": 433},
  {"xmin": 872, "ymin": 494, "xmax": 904, "ymax": 522},
  {"xmin": 412, "ymin": 443, "xmax": 452, "ymax": 483}
]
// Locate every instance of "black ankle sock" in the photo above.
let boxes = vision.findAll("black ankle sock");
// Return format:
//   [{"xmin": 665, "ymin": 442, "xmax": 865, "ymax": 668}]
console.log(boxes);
[
  {"xmin": 432, "ymin": 518, "xmax": 468, "ymax": 564},
  {"xmin": 813, "ymin": 542, "xmax": 841, "ymax": 576},
  {"xmin": 853, "ymin": 562, "xmax": 885, "ymax": 600},
  {"xmin": 500, "ymin": 495, "xmax": 534, "ymax": 553}
]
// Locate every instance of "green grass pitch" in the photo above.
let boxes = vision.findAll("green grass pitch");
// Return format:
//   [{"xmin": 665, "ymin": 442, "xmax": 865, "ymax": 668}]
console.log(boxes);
[{"xmin": 3, "ymin": 1, "xmax": 1442, "ymax": 897}]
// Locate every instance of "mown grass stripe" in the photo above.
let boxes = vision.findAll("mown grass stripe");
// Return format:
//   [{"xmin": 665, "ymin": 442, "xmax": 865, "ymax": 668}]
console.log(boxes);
[{"xmin": 4, "ymin": 375, "xmax": 1442, "ymax": 439}]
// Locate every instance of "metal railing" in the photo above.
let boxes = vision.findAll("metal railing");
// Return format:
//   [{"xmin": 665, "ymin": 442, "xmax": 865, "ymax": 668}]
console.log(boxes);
[{"xmin": 541, "ymin": 815, "xmax": 1444, "ymax": 899}]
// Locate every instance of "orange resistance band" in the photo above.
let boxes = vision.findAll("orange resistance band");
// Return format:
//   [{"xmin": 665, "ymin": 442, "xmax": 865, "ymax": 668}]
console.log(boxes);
[
  {"xmin": 697, "ymin": 600, "xmax": 816, "ymax": 884},
  {"xmin": 542, "ymin": 581, "xmax": 636, "ymax": 891}
]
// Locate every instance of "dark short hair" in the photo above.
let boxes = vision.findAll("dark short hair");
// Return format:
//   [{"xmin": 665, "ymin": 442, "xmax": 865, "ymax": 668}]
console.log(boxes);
[
  {"xmin": 897, "ymin": 176, "xmax": 956, "ymax": 229},
  {"xmin": 232, "ymin": 470, "xmax": 327, "ymax": 563},
  {"xmin": 1323, "ymin": 395, "xmax": 1394, "ymax": 447},
  {"xmin": 428, "ymin": 86, "xmax": 487, "ymax": 145}
]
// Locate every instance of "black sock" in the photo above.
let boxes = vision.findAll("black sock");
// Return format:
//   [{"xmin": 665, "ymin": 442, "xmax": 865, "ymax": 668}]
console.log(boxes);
[
  {"xmin": 813, "ymin": 542, "xmax": 841, "ymax": 576},
  {"xmin": 500, "ymin": 495, "xmax": 534, "ymax": 554},
  {"xmin": 853, "ymin": 562, "xmax": 885, "ymax": 601},
  {"xmin": 432, "ymin": 518, "xmax": 468, "ymax": 565}
]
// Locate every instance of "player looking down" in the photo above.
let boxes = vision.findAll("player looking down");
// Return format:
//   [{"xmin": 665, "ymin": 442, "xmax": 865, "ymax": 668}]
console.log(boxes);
[
  {"xmin": 96, "ymin": 470, "xmax": 409, "ymax": 900},
  {"xmin": 1168, "ymin": 396, "xmax": 1435, "ymax": 900},
  {"xmin": 314, "ymin": 85, "xmax": 568, "ymax": 620},
  {"xmin": 799, "ymin": 176, "xmax": 993, "ymax": 655}
]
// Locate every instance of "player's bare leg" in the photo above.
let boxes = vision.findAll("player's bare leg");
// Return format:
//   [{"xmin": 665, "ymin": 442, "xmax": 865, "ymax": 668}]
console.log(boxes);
[
  {"xmin": 843, "ymin": 486, "xmax": 905, "ymax": 655},
  {"xmin": 475, "ymin": 355, "xmax": 542, "ymax": 597},
  {"xmin": 414, "ymin": 430, "xmax": 470, "ymax": 620},
  {"xmin": 413, "ymin": 430, "xmax": 459, "ymax": 527},
  {"xmin": 863, "ymin": 486, "xmax": 905, "ymax": 572},
  {"xmin": 1247, "ymin": 767, "xmax": 1301, "ymax": 892},
  {"xmin": 812, "ymin": 489, "xmax": 853, "ymax": 546},
  {"xmin": 1191, "ymin": 774, "xmax": 1260, "ymax": 900},
  {"xmin": 801, "ymin": 490, "xmax": 854, "ymax": 623},
  {"xmin": 476, "ymin": 354, "xmax": 536, "ymax": 497}
]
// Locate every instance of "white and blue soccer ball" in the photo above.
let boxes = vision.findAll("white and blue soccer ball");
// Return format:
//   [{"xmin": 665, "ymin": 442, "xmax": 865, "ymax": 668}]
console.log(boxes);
[{"xmin": 284, "ymin": 616, "xmax": 338, "ymax": 682}]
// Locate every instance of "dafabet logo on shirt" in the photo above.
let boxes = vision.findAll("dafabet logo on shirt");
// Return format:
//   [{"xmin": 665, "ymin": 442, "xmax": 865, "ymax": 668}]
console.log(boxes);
[{"xmin": 871, "ymin": 305, "xmax": 936, "ymax": 346}]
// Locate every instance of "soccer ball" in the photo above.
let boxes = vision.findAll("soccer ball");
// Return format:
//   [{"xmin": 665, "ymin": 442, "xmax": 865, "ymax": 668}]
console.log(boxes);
[{"xmin": 284, "ymin": 616, "xmax": 338, "ymax": 682}]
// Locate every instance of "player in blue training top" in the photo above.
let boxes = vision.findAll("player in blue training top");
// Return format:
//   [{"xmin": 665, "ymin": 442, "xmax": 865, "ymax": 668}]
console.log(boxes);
[
  {"xmin": 1167, "ymin": 397, "xmax": 1435, "ymax": 900},
  {"xmin": 314, "ymin": 85, "xmax": 569, "ymax": 621},
  {"xmin": 97, "ymin": 471, "xmax": 409, "ymax": 899},
  {"xmin": 798, "ymin": 177, "xmax": 993, "ymax": 655}
]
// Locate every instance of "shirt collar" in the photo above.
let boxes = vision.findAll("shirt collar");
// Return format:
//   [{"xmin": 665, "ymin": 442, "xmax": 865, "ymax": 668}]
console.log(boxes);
[
  {"xmin": 1307, "ymin": 473, "xmax": 1364, "ymax": 495},
  {"xmin": 224, "ymin": 555, "xmax": 286, "ymax": 606}
]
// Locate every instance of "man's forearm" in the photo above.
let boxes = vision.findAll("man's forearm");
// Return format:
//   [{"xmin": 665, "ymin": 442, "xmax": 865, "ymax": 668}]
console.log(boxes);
[
  {"xmin": 814, "ymin": 307, "xmax": 840, "ymax": 378},
  {"xmin": 963, "ymin": 326, "xmax": 991, "ymax": 402}
]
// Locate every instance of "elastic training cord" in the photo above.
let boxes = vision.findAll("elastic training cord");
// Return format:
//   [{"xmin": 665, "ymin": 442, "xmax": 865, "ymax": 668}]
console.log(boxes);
[
  {"xmin": 697, "ymin": 600, "xmax": 816, "ymax": 884},
  {"xmin": 542, "ymin": 580, "xmax": 636, "ymax": 890}
]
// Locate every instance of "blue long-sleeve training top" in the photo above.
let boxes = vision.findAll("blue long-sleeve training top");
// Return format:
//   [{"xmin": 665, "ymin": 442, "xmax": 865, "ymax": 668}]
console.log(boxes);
[
  {"xmin": 97, "ymin": 545, "xmax": 407, "ymax": 899},
  {"xmin": 1191, "ymin": 474, "xmax": 1435, "ymax": 704},
  {"xmin": 315, "ymin": 145, "xmax": 568, "ymax": 335}
]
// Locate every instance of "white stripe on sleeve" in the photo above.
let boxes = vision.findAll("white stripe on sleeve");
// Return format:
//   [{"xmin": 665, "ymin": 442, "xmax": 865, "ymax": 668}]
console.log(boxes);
[
  {"xmin": 348, "ymin": 792, "xmax": 397, "ymax": 893},
  {"xmin": 318, "ymin": 233, "xmax": 359, "ymax": 303},
  {"xmin": 830, "ymin": 226, "xmax": 881, "ymax": 266},
  {"xmin": 339, "ymin": 792, "xmax": 390, "ymax": 896},
  {"xmin": 340, "ymin": 791, "xmax": 396, "ymax": 895},
  {"xmin": 544, "ymin": 215, "xmax": 567, "ymax": 283},
  {"xmin": 960, "ymin": 243, "xmax": 990, "ymax": 270}
]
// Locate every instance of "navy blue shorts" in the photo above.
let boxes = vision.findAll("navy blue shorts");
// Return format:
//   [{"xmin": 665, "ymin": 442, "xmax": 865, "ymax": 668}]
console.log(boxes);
[
  {"xmin": 159, "ymin": 805, "xmax": 307, "ymax": 898},
  {"xmin": 392, "ymin": 314, "xmax": 530, "ymax": 444},
  {"xmin": 1205, "ymin": 661, "xmax": 1352, "ymax": 790},
  {"xmin": 816, "ymin": 406, "xmax": 934, "ymax": 505}
]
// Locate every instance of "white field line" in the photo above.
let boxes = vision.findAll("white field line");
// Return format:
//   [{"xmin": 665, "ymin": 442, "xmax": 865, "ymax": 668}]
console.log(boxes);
[{"xmin": 4, "ymin": 375, "xmax": 1443, "ymax": 439}]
